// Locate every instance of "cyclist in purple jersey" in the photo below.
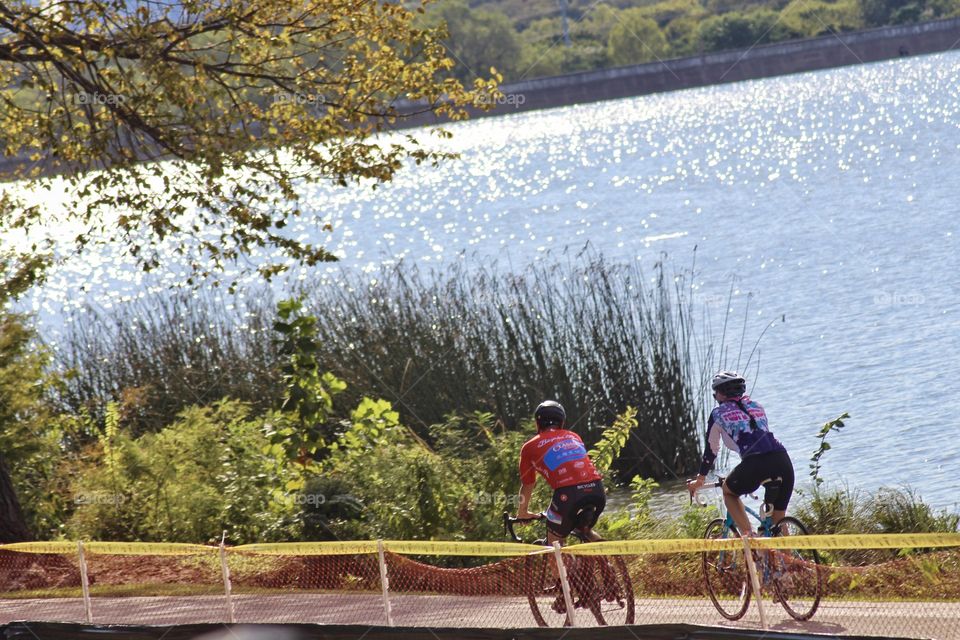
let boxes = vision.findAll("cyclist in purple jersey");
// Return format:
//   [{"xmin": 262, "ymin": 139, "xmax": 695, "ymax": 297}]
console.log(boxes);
[{"xmin": 687, "ymin": 371, "xmax": 795, "ymax": 536}]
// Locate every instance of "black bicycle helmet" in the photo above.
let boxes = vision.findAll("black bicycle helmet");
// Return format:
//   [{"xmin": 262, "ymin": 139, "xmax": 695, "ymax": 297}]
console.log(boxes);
[
  {"xmin": 711, "ymin": 370, "xmax": 746, "ymax": 397},
  {"xmin": 534, "ymin": 400, "xmax": 566, "ymax": 431}
]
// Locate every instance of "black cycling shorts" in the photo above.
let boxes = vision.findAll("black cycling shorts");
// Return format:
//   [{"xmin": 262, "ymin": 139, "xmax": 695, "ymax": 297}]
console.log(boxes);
[
  {"xmin": 724, "ymin": 450, "xmax": 795, "ymax": 511},
  {"xmin": 545, "ymin": 480, "xmax": 606, "ymax": 537}
]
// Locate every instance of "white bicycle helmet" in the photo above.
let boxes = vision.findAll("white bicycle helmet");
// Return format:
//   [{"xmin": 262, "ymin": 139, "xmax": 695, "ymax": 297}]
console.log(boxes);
[{"xmin": 711, "ymin": 370, "xmax": 746, "ymax": 395}]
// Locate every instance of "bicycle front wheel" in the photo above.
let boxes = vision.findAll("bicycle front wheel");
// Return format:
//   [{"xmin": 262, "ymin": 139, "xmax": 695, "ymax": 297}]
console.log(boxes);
[
  {"xmin": 702, "ymin": 518, "xmax": 751, "ymax": 620},
  {"xmin": 771, "ymin": 516, "xmax": 822, "ymax": 621}
]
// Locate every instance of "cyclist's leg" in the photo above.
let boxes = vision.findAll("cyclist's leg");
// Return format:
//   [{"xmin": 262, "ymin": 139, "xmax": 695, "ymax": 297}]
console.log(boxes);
[
  {"xmin": 545, "ymin": 487, "xmax": 577, "ymax": 543},
  {"xmin": 544, "ymin": 488, "xmax": 576, "ymax": 584},
  {"xmin": 573, "ymin": 487, "xmax": 607, "ymax": 542},
  {"xmin": 767, "ymin": 451, "xmax": 795, "ymax": 535},
  {"xmin": 579, "ymin": 528, "xmax": 604, "ymax": 542},
  {"xmin": 724, "ymin": 459, "xmax": 764, "ymax": 536},
  {"xmin": 721, "ymin": 484, "xmax": 754, "ymax": 535}
]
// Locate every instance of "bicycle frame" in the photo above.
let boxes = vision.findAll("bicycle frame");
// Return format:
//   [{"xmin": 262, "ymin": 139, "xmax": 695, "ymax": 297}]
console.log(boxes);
[
  {"xmin": 693, "ymin": 477, "xmax": 778, "ymax": 535},
  {"xmin": 725, "ymin": 503, "xmax": 775, "ymax": 535},
  {"xmin": 694, "ymin": 479, "xmax": 781, "ymax": 582},
  {"xmin": 503, "ymin": 511, "xmax": 590, "ymax": 545}
]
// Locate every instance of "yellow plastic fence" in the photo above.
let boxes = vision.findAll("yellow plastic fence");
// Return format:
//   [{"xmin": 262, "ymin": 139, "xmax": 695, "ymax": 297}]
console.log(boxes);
[
  {"xmin": 0, "ymin": 534, "xmax": 958, "ymax": 636},
  {"xmin": 6, "ymin": 532, "xmax": 956, "ymax": 556}
]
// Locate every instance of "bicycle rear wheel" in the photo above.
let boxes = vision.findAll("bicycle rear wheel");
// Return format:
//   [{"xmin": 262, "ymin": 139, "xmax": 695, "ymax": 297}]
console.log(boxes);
[
  {"xmin": 584, "ymin": 555, "xmax": 635, "ymax": 625},
  {"xmin": 702, "ymin": 518, "xmax": 751, "ymax": 620},
  {"xmin": 525, "ymin": 554, "xmax": 572, "ymax": 627},
  {"xmin": 771, "ymin": 517, "xmax": 822, "ymax": 621}
]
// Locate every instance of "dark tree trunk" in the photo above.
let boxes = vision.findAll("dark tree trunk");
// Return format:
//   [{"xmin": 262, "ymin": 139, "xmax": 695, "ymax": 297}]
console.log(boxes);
[{"xmin": 0, "ymin": 455, "xmax": 32, "ymax": 543}]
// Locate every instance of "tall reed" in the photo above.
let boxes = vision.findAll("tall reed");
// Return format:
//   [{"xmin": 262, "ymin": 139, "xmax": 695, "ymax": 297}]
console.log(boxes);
[
  {"xmin": 53, "ymin": 254, "xmax": 707, "ymax": 478},
  {"xmin": 299, "ymin": 254, "xmax": 705, "ymax": 479},
  {"xmin": 54, "ymin": 291, "xmax": 282, "ymax": 436}
]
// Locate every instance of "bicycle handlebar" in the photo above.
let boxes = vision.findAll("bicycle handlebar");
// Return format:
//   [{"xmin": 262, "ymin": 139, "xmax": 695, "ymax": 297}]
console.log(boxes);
[
  {"xmin": 503, "ymin": 511, "xmax": 545, "ymax": 543},
  {"xmin": 687, "ymin": 477, "xmax": 725, "ymax": 506}
]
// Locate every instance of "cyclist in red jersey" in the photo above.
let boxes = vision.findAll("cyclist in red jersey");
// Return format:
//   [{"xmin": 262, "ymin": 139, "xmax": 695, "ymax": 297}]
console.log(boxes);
[{"xmin": 516, "ymin": 400, "xmax": 605, "ymax": 545}]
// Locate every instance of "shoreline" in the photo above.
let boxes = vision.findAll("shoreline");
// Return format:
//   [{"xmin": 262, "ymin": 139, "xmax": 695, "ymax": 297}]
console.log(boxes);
[
  {"xmin": 3, "ymin": 18, "xmax": 959, "ymax": 177},
  {"xmin": 394, "ymin": 16, "xmax": 960, "ymax": 128}
]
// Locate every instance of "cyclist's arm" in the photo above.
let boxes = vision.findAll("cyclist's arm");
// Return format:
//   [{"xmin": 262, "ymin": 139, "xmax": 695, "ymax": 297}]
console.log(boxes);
[
  {"xmin": 517, "ymin": 482, "xmax": 537, "ymax": 519},
  {"xmin": 688, "ymin": 421, "xmax": 720, "ymax": 495},
  {"xmin": 698, "ymin": 415, "xmax": 723, "ymax": 477},
  {"xmin": 517, "ymin": 444, "xmax": 539, "ymax": 518}
]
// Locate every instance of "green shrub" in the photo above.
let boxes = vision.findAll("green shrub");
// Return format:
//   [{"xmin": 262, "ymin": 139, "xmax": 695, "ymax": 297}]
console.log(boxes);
[
  {"xmin": 794, "ymin": 485, "xmax": 869, "ymax": 535},
  {"xmin": 607, "ymin": 10, "xmax": 668, "ymax": 65},
  {"xmin": 780, "ymin": 0, "xmax": 862, "ymax": 36},
  {"xmin": 319, "ymin": 404, "xmax": 541, "ymax": 543},
  {"xmin": 598, "ymin": 475, "xmax": 661, "ymax": 540},
  {"xmin": 697, "ymin": 9, "xmax": 802, "ymax": 51},
  {"xmin": 67, "ymin": 400, "xmax": 300, "ymax": 543},
  {"xmin": 675, "ymin": 500, "xmax": 722, "ymax": 538},
  {"xmin": 0, "ymin": 308, "xmax": 67, "ymax": 539},
  {"xmin": 871, "ymin": 487, "xmax": 960, "ymax": 534},
  {"xmin": 793, "ymin": 484, "xmax": 958, "ymax": 564}
]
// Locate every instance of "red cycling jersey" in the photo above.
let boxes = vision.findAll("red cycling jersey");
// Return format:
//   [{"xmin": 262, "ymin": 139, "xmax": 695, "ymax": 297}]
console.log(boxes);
[{"xmin": 519, "ymin": 428, "xmax": 602, "ymax": 490}]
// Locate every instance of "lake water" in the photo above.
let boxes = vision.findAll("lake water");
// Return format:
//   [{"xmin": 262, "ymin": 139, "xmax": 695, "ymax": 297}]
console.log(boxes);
[{"xmin": 19, "ymin": 51, "xmax": 960, "ymax": 512}]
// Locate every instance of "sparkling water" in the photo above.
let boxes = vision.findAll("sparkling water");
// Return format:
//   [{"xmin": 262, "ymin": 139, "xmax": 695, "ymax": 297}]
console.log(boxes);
[{"xmin": 17, "ymin": 51, "xmax": 960, "ymax": 511}]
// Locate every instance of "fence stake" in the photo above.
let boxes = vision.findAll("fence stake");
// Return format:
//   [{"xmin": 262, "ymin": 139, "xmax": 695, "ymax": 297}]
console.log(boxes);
[
  {"xmin": 377, "ymin": 540, "xmax": 394, "ymax": 626},
  {"xmin": 741, "ymin": 536, "xmax": 768, "ymax": 629},
  {"xmin": 552, "ymin": 542, "xmax": 578, "ymax": 627},
  {"xmin": 76, "ymin": 540, "xmax": 93, "ymax": 624},
  {"xmin": 219, "ymin": 533, "xmax": 236, "ymax": 624}
]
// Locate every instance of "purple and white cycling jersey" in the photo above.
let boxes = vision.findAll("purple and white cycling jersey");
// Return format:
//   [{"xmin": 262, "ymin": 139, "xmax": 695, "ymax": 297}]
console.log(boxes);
[{"xmin": 698, "ymin": 395, "xmax": 786, "ymax": 476}]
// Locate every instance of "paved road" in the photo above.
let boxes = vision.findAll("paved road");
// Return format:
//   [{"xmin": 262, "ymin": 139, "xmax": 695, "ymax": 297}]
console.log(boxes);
[{"xmin": 1, "ymin": 594, "xmax": 957, "ymax": 639}]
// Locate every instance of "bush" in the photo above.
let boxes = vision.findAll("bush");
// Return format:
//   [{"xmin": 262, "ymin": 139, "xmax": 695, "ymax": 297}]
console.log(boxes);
[
  {"xmin": 780, "ymin": 0, "xmax": 863, "ymax": 37},
  {"xmin": 318, "ymin": 405, "xmax": 542, "ymax": 544},
  {"xmin": 792, "ymin": 484, "xmax": 958, "ymax": 564},
  {"xmin": 859, "ymin": 0, "xmax": 916, "ymax": 25},
  {"xmin": 607, "ymin": 10, "xmax": 669, "ymax": 65},
  {"xmin": 0, "ymin": 309, "xmax": 68, "ymax": 540},
  {"xmin": 794, "ymin": 485, "xmax": 870, "ymax": 535},
  {"xmin": 871, "ymin": 487, "xmax": 960, "ymax": 534},
  {"xmin": 66, "ymin": 400, "xmax": 300, "ymax": 543},
  {"xmin": 697, "ymin": 9, "xmax": 802, "ymax": 51}
]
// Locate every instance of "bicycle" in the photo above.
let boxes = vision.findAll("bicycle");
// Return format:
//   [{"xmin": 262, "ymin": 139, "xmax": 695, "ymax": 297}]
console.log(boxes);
[
  {"xmin": 503, "ymin": 510, "xmax": 635, "ymax": 627},
  {"xmin": 689, "ymin": 477, "xmax": 823, "ymax": 621}
]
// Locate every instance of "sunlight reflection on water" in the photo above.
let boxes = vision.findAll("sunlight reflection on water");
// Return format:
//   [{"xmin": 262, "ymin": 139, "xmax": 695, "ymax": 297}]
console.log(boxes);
[{"xmin": 16, "ymin": 51, "xmax": 960, "ymax": 511}]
